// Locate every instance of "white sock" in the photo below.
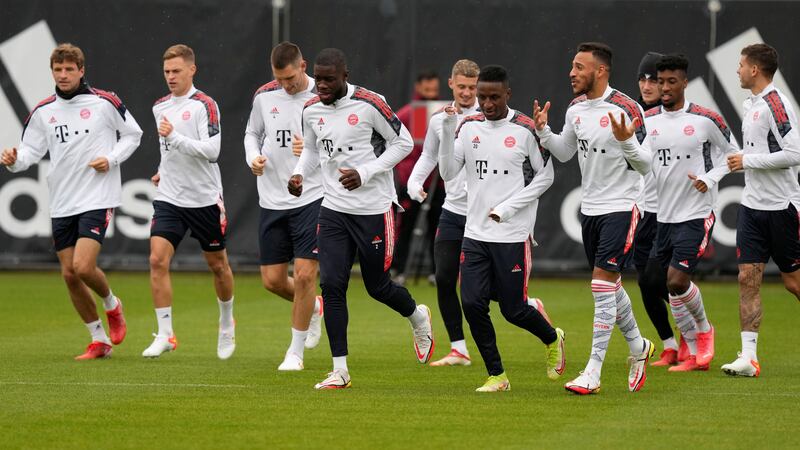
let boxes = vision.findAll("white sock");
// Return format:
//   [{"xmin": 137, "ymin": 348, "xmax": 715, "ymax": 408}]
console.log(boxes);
[
  {"xmin": 669, "ymin": 296, "xmax": 698, "ymax": 354},
  {"xmin": 155, "ymin": 306, "xmax": 173, "ymax": 337},
  {"xmin": 587, "ymin": 279, "xmax": 617, "ymax": 374},
  {"xmin": 407, "ymin": 306, "xmax": 427, "ymax": 328},
  {"xmin": 679, "ymin": 283, "xmax": 711, "ymax": 333},
  {"xmin": 614, "ymin": 279, "xmax": 644, "ymax": 353},
  {"xmin": 333, "ymin": 356, "xmax": 348, "ymax": 372},
  {"xmin": 218, "ymin": 297, "xmax": 234, "ymax": 330},
  {"xmin": 451, "ymin": 340, "xmax": 468, "ymax": 356},
  {"xmin": 102, "ymin": 291, "xmax": 118, "ymax": 311},
  {"xmin": 742, "ymin": 331, "xmax": 758, "ymax": 361},
  {"xmin": 288, "ymin": 328, "xmax": 307, "ymax": 357},
  {"xmin": 663, "ymin": 337, "xmax": 678, "ymax": 351},
  {"xmin": 86, "ymin": 320, "xmax": 110, "ymax": 344}
]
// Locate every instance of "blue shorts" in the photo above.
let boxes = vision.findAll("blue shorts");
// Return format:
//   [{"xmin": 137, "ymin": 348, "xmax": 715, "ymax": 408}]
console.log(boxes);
[
  {"xmin": 259, "ymin": 198, "xmax": 322, "ymax": 265},
  {"xmin": 737, "ymin": 204, "xmax": 800, "ymax": 273},
  {"xmin": 580, "ymin": 207, "xmax": 639, "ymax": 272},
  {"xmin": 434, "ymin": 208, "xmax": 466, "ymax": 243},
  {"xmin": 655, "ymin": 213, "xmax": 715, "ymax": 273},
  {"xmin": 150, "ymin": 200, "xmax": 227, "ymax": 252},
  {"xmin": 633, "ymin": 211, "xmax": 657, "ymax": 268},
  {"xmin": 51, "ymin": 208, "xmax": 113, "ymax": 252}
]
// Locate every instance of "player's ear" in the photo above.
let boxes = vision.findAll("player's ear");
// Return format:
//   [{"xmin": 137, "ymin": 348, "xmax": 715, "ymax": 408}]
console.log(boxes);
[
  {"xmin": 189, "ymin": 64, "xmax": 197, "ymax": 76},
  {"xmin": 506, "ymin": 87, "xmax": 512, "ymax": 100}
]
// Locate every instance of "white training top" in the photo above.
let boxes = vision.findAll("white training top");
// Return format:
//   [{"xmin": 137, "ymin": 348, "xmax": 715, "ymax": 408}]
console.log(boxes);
[
  {"xmin": 644, "ymin": 102, "xmax": 738, "ymax": 223},
  {"xmin": 244, "ymin": 75, "xmax": 323, "ymax": 210},
  {"xmin": 536, "ymin": 85, "xmax": 651, "ymax": 216},
  {"xmin": 439, "ymin": 108, "xmax": 554, "ymax": 243},
  {"xmin": 7, "ymin": 84, "xmax": 142, "ymax": 217},
  {"xmin": 739, "ymin": 83, "xmax": 800, "ymax": 211},
  {"xmin": 152, "ymin": 85, "xmax": 223, "ymax": 208},
  {"xmin": 407, "ymin": 100, "xmax": 480, "ymax": 216},
  {"xmin": 293, "ymin": 83, "xmax": 413, "ymax": 215}
]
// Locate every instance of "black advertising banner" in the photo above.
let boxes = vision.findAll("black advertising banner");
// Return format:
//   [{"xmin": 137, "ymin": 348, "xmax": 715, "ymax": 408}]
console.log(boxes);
[{"xmin": 1, "ymin": 0, "xmax": 797, "ymax": 273}]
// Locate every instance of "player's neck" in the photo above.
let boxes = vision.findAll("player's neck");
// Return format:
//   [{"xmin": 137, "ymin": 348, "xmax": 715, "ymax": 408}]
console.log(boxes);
[
  {"xmin": 586, "ymin": 80, "xmax": 608, "ymax": 100},
  {"xmin": 298, "ymin": 75, "xmax": 310, "ymax": 93},
  {"xmin": 173, "ymin": 84, "xmax": 193, "ymax": 97},
  {"xmin": 750, "ymin": 78, "xmax": 771, "ymax": 96},
  {"xmin": 664, "ymin": 98, "xmax": 685, "ymax": 112}
]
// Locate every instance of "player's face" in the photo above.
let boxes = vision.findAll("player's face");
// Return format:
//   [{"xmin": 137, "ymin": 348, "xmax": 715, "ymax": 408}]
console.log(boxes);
[
  {"xmin": 638, "ymin": 77, "xmax": 660, "ymax": 105},
  {"xmin": 477, "ymin": 81, "xmax": 510, "ymax": 121},
  {"xmin": 737, "ymin": 55, "xmax": 756, "ymax": 89},
  {"xmin": 272, "ymin": 60, "xmax": 308, "ymax": 95},
  {"xmin": 570, "ymin": 52, "xmax": 597, "ymax": 96},
  {"xmin": 415, "ymin": 78, "xmax": 440, "ymax": 100},
  {"xmin": 448, "ymin": 74, "xmax": 478, "ymax": 109},
  {"xmin": 657, "ymin": 69, "xmax": 687, "ymax": 109},
  {"xmin": 163, "ymin": 57, "xmax": 196, "ymax": 96},
  {"xmin": 314, "ymin": 64, "xmax": 348, "ymax": 105},
  {"xmin": 51, "ymin": 60, "xmax": 84, "ymax": 93}
]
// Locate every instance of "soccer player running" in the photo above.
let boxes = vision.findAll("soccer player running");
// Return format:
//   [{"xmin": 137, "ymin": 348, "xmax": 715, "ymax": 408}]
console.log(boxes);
[
  {"xmin": 406, "ymin": 59, "xmax": 480, "ymax": 366},
  {"xmin": 142, "ymin": 44, "xmax": 236, "ymax": 360},
  {"xmin": 437, "ymin": 65, "xmax": 565, "ymax": 392},
  {"xmin": 289, "ymin": 48, "xmax": 434, "ymax": 389},
  {"xmin": 633, "ymin": 52, "xmax": 691, "ymax": 367},
  {"xmin": 533, "ymin": 42, "xmax": 655, "ymax": 394},
  {"xmin": 245, "ymin": 42, "xmax": 324, "ymax": 371},
  {"xmin": 1, "ymin": 43, "xmax": 142, "ymax": 359},
  {"xmin": 722, "ymin": 44, "xmax": 800, "ymax": 377},
  {"xmin": 646, "ymin": 54, "xmax": 738, "ymax": 371}
]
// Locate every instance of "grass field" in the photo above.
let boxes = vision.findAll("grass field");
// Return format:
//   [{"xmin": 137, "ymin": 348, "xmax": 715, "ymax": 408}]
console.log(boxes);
[{"xmin": 0, "ymin": 271, "xmax": 798, "ymax": 449}]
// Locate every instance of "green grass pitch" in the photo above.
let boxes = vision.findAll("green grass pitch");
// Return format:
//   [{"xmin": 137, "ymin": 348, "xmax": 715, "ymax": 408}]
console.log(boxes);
[{"xmin": 0, "ymin": 272, "xmax": 797, "ymax": 449}]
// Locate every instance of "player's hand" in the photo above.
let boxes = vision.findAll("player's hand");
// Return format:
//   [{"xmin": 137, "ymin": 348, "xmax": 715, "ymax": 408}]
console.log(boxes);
[
  {"xmin": 727, "ymin": 153, "xmax": 744, "ymax": 171},
  {"xmin": 488, "ymin": 209, "xmax": 501, "ymax": 223},
  {"xmin": 338, "ymin": 168, "xmax": 362, "ymax": 190},
  {"xmin": 409, "ymin": 187, "xmax": 427, "ymax": 203},
  {"xmin": 288, "ymin": 174, "xmax": 303, "ymax": 197},
  {"xmin": 88, "ymin": 157, "xmax": 110, "ymax": 173},
  {"xmin": 1, "ymin": 147, "xmax": 17, "ymax": 166},
  {"xmin": 291, "ymin": 134, "xmax": 304, "ymax": 157},
  {"xmin": 251, "ymin": 155, "xmax": 266, "ymax": 176},
  {"xmin": 151, "ymin": 172, "xmax": 160, "ymax": 187},
  {"xmin": 608, "ymin": 112, "xmax": 639, "ymax": 142},
  {"xmin": 533, "ymin": 100, "xmax": 550, "ymax": 131},
  {"xmin": 158, "ymin": 116, "xmax": 173, "ymax": 137},
  {"xmin": 688, "ymin": 173, "xmax": 709, "ymax": 193}
]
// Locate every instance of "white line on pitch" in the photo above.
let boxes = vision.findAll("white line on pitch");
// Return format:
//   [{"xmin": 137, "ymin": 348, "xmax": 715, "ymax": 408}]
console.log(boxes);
[
  {"xmin": 0, "ymin": 381, "xmax": 254, "ymax": 389},
  {"xmin": 696, "ymin": 391, "xmax": 800, "ymax": 398}
]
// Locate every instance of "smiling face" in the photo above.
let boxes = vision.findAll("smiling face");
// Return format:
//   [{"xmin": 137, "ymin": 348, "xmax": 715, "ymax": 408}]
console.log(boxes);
[
  {"xmin": 477, "ymin": 80, "xmax": 510, "ymax": 121},
  {"xmin": 313, "ymin": 64, "xmax": 348, "ymax": 105},
  {"xmin": 657, "ymin": 69, "xmax": 687, "ymax": 110},
  {"xmin": 449, "ymin": 74, "xmax": 478, "ymax": 109},
  {"xmin": 51, "ymin": 60, "xmax": 84, "ymax": 93},
  {"xmin": 273, "ymin": 60, "xmax": 308, "ymax": 95},
  {"xmin": 569, "ymin": 51, "xmax": 599, "ymax": 96},
  {"xmin": 163, "ymin": 56, "xmax": 196, "ymax": 96}
]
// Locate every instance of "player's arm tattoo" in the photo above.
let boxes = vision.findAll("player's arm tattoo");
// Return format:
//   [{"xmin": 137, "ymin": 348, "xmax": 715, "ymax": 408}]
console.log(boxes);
[{"xmin": 738, "ymin": 263, "xmax": 763, "ymax": 332}]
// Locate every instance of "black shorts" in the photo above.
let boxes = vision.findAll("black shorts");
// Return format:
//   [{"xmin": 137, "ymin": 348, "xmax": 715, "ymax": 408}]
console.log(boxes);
[
  {"xmin": 150, "ymin": 199, "xmax": 227, "ymax": 252},
  {"xmin": 580, "ymin": 207, "xmax": 639, "ymax": 272},
  {"xmin": 737, "ymin": 203, "xmax": 800, "ymax": 273},
  {"xmin": 51, "ymin": 208, "xmax": 114, "ymax": 252},
  {"xmin": 259, "ymin": 198, "xmax": 322, "ymax": 265},
  {"xmin": 633, "ymin": 211, "xmax": 657, "ymax": 268},
  {"xmin": 655, "ymin": 213, "xmax": 715, "ymax": 274},
  {"xmin": 435, "ymin": 208, "xmax": 466, "ymax": 243},
  {"xmin": 460, "ymin": 237, "xmax": 532, "ymax": 303}
]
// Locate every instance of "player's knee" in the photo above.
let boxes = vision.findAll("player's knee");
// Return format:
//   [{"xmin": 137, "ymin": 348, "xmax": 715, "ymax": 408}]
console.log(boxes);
[
  {"xmin": 365, "ymin": 279, "xmax": 392, "ymax": 300},
  {"xmin": 262, "ymin": 274, "xmax": 287, "ymax": 293},
  {"xmin": 149, "ymin": 253, "xmax": 170, "ymax": 274},
  {"xmin": 293, "ymin": 265, "xmax": 317, "ymax": 288},
  {"xmin": 783, "ymin": 277, "xmax": 800, "ymax": 299},
  {"xmin": 207, "ymin": 258, "xmax": 230, "ymax": 279},
  {"xmin": 72, "ymin": 259, "xmax": 95, "ymax": 280},
  {"xmin": 738, "ymin": 267, "xmax": 759, "ymax": 290},
  {"xmin": 61, "ymin": 266, "xmax": 81, "ymax": 286},
  {"xmin": 666, "ymin": 277, "xmax": 690, "ymax": 296}
]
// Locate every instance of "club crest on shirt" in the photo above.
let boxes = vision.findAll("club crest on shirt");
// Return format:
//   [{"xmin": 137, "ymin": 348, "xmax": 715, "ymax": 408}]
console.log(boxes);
[
  {"xmin": 504, "ymin": 136, "xmax": 516, "ymax": 148},
  {"xmin": 684, "ymin": 125, "xmax": 695, "ymax": 136},
  {"xmin": 599, "ymin": 116, "xmax": 609, "ymax": 128},
  {"xmin": 182, "ymin": 110, "xmax": 191, "ymax": 121},
  {"xmin": 348, "ymin": 114, "xmax": 359, "ymax": 126},
  {"xmin": 80, "ymin": 108, "xmax": 91, "ymax": 120}
]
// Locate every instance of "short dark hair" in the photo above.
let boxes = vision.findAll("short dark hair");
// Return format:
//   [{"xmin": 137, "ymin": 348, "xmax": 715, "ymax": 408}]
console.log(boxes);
[
  {"xmin": 415, "ymin": 69, "xmax": 438, "ymax": 83},
  {"xmin": 577, "ymin": 42, "xmax": 613, "ymax": 71},
  {"xmin": 656, "ymin": 54, "xmax": 689, "ymax": 75},
  {"xmin": 315, "ymin": 48, "xmax": 347, "ymax": 71},
  {"xmin": 271, "ymin": 41, "xmax": 302, "ymax": 69},
  {"xmin": 741, "ymin": 43, "xmax": 778, "ymax": 78},
  {"xmin": 478, "ymin": 65, "xmax": 509, "ymax": 85}
]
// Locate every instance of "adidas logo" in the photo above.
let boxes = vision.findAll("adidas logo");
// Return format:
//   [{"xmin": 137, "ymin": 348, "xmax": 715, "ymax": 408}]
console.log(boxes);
[
  {"xmin": 312, "ymin": 247, "xmax": 319, "ymax": 254},
  {"xmin": 511, "ymin": 264, "xmax": 522, "ymax": 273},
  {"xmin": 49, "ymin": 115, "xmax": 57, "ymax": 124},
  {"xmin": 209, "ymin": 240, "xmax": 220, "ymax": 246},
  {"xmin": 371, "ymin": 235, "xmax": 382, "ymax": 245},
  {"xmin": 679, "ymin": 260, "xmax": 689, "ymax": 268},
  {"xmin": 318, "ymin": 118, "xmax": 325, "ymax": 125},
  {"xmin": 574, "ymin": 116, "xmax": 581, "ymax": 125},
  {"xmin": 607, "ymin": 257, "xmax": 618, "ymax": 266},
  {"xmin": 270, "ymin": 107, "xmax": 279, "ymax": 114},
  {"xmin": 90, "ymin": 227, "xmax": 101, "ymax": 235},
  {"xmin": 651, "ymin": 129, "xmax": 659, "ymax": 136},
  {"xmin": 472, "ymin": 136, "xmax": 481, "ymax": 144}
]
